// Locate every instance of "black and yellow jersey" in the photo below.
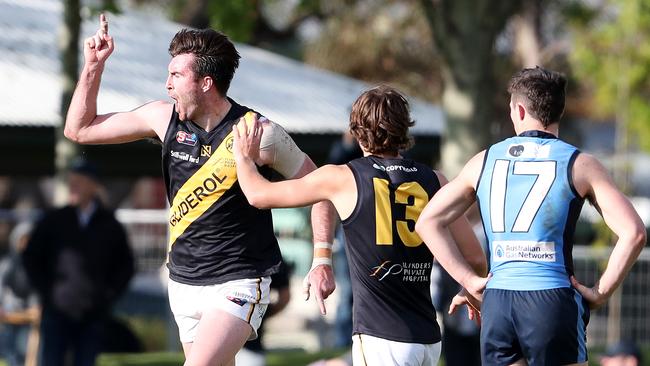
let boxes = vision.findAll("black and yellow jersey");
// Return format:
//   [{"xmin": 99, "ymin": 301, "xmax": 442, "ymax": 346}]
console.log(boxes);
[
  {"xmin": 161, "ymin": 98, "xmax": 281, "ymax": 285},
  {"xmin": 343, "ymin": 156, "xmax": 442, "ymax": 344}
]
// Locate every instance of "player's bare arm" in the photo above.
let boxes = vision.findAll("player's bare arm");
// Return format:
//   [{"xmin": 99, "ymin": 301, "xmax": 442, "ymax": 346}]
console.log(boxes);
[
  {"xmin": 64, "ymin": 14, "xmax": 169, "ymax": 144},
  {"xmin": 415, "ymin": 152, "xmax": 490, "ymax": 301},
  {"xmin": 570, "ymin": 153, "xmax": 646, "ymax": 309},
  {"xmin": 434, "ymin": 171, "xmax": 487, "ymax": 323},
  {"xmin": 233, "ymin": 117, "xmax": 349, "ymax": 208},
  {"xmin": 436, "ymin": 171, "xmax": 488, "ymax": 277},
  {"xmin": 233, "ymin": 116, "xmax": 347, "ymax": 314}
]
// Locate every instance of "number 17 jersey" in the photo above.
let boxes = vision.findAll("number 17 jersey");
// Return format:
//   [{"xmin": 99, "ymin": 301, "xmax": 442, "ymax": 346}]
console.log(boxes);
[{"xmin": 476, "ymin": 130, "xmax": 584, "ymax": 291}]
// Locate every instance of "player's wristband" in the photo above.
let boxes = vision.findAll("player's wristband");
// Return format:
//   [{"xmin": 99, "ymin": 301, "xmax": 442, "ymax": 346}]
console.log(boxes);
[
  {"xmin": 309, "ymin": 256, "xmax": 333, "ymax": 269},
  {"xmin": 314, "ymin": 242, "xmax": 333, "ymax": 251}
]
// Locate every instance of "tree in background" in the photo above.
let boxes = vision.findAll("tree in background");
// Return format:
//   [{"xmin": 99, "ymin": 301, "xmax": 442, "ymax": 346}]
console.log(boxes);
[
  {"xmin": 56, "ymin": 0, "xmax": 81, "ymax": 205},
  {"xmin": 57, "ymin": 0, "xmax": 120, "ymax": 204},
  {"xmin": 420, "ymin": 0, "xmax": 521, "ymax": 176},
  {"xmin": 567, "ymin": 0, "xmax": 650, "ymax": 187}
]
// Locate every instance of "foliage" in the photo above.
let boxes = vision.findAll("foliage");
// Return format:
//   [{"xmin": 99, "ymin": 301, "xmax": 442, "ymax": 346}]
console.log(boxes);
[
  {"xmin": 303, "ymin": 0, "xmax": 442, "ymax": 103},
  {"xmin": 567, "ymin": 0, "xmax": 650, "ymax": 152},
  {"xmin": 206, "ymin": 0, "xmax": 258, "ymax": 43}
]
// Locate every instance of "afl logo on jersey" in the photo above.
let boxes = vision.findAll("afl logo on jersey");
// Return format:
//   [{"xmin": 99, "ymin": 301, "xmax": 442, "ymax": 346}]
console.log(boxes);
[
  {"xmin": 176, "ymin": 131, "xmax": 198, "ymax": 146},
  {"xmin": 508, "ymin": 144, "xmax": 525, "ymax": 157}
]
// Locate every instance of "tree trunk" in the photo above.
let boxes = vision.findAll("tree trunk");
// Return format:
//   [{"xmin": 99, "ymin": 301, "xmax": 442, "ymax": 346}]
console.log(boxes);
[
  {"xmin": 420, "ymin": 0, "xmax": 520, "ymax": 177},
  {"xmin": 55, "ymin": 0, "xmax": 81, "ymax": 205},
  {"xmin": 512, "ymin": 0, "xmax": 543, "ymax": 67}
]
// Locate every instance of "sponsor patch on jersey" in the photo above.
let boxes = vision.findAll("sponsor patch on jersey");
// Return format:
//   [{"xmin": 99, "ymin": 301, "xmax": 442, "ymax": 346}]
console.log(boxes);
[
  {"xmin": 176, "ymin": 131, "xmax": 198, "ymax": 146},
  {"xmin": 372, "ymin": 163, "xmax": 418, "ymax": 173},
  {"xmin": 227, "ymin": 296, "xmax": 248, "ymax": 306},
  {"xmin": 506, "ymin": 142, "xmax": 551, "ymax": 159},
  {"xmin": 492, "ymin": 240, "xmax": 556, "ymax": 262},
  {"xmin": 201, "ymin": 145, "xmax": 212, "ymax": 157},
  {"xmin": 370, "ymin": 260, "xmax": 431, "ymax": 282},
  {"xmin": 170, "ymin": 150, "xmax": 200, "ymax": 164},
  {"xmin": 225, "ymin": 136, "xmax": 234, "ymax": 152}
]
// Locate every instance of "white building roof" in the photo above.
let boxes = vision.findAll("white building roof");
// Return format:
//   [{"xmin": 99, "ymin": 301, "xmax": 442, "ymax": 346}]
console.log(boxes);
[{"xmin": 0, "ymin": 0, "xmax": 444, "ymax": 135}]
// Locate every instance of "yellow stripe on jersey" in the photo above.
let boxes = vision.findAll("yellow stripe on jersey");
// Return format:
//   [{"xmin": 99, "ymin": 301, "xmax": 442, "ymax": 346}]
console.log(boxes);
[{"xmin": 167, "ymin": 112, "xmax": 257, "ymax": 248}]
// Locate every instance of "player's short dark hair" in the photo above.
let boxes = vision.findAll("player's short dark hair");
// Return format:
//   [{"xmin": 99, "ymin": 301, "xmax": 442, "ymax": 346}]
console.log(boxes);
[
  {"xmin": 349, "ymin": 85, "xmax": 414, "ymax": 155},
  {"xmin": 169, "ymin": 29, "xmax": 241, "ymax": 96},
  {"xmin": 508, "ymin": 66, "xmax": 567, "ymax": 127}
]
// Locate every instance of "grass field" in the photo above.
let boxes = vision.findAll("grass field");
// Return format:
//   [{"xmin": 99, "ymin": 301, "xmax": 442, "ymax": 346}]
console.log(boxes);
[
  {"xmin": 91, "ymin": 347, "xmax": 650, "ymax": 366},
  {"xmin": 1, "ymin": 346, "xmax": 648, "ymax": 365},
  {"xmin": 97, "ymin": 349, "xmax": 347, "ymax": 366}
]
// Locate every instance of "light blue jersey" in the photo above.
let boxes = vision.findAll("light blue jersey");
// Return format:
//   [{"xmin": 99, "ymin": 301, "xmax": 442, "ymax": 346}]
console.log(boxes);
[{"xmin": 476, "ymin": 130, "xmax": 584, "ymax": 290}]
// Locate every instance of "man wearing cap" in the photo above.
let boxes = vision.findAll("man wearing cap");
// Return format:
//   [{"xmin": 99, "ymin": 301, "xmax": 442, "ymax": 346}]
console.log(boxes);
[{"xmin": 22, "ymin": 158, "xmax": 135, "ymax": 366}]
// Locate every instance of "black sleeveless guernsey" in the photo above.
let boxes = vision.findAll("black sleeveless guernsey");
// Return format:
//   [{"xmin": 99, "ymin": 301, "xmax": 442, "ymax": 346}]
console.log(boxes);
[
  {"xmin": 343, "ymin": 156, "xmax": 442, "ymax": 344},
  {"xmin": 161, "ymin": 98, "xmax": 281, "ymax": 285}
]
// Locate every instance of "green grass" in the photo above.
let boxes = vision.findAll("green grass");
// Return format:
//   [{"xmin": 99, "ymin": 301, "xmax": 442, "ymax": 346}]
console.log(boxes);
[
  {"xmin": 1, "ymin": 346, "xmax": 646, "ymax": 366},
  {"xmin": 95, "ymin": 349, "xmax": 347, "ymax": 366}
]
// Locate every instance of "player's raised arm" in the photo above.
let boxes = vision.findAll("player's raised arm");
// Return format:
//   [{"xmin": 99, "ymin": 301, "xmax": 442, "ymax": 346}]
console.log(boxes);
[
  {"xmin": 64, "ymin": 14, "xmax": 168, "ymax": 144},
  {"xmin": 570, "ymin": 153, "xmax": 646, "ymax": 309}
]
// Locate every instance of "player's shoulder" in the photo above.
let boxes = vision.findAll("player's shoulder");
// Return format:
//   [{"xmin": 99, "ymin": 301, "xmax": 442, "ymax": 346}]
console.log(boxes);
[
  {"xmin": 137, "ymin": 100, "xmax": 172, "ymax": 112},
  {"xmin": 317, "ymin": 163, "xmax": 353, "ymax": 177},
  {"xmin": 572, "ymin": 151, "xmax": 605, "ymax": 173}
]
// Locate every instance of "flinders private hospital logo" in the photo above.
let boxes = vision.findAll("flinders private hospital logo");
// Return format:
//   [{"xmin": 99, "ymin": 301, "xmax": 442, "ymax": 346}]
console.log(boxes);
[{"xmin": 370, "ymin": 260, "xmax": 431, "ymax": 282}]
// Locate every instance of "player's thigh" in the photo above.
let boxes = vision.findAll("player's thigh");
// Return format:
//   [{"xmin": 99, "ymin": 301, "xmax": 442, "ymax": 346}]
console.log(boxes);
[
  {"xmin": 169, "ymin": 277, "xmax": 271, "ymax": 345},
  {"xmin": 481, "ymin": 289, "xmax": 523, "ymax": 366},
  {"xmin": 352, "ymin": 334, "xmax": 440, "ymax": 366},
  {"xmin": 514, "ymin": 288, "xmax": 589, "ymax": 366},
  {"xmin": 184, "ymin": 308, "xmax": 250, "ymax": 366}
]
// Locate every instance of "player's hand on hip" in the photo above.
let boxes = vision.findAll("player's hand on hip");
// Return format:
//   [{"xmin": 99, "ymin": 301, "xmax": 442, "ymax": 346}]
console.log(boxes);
[
  {"xmin": 232, "ymin": 114, "xmax": 263, "ymax": 165},
  {"xmin": 302, "ymin": 264, "xmax": 336, "ymax": 315},
  {"xmin": 571, "ymin": 275, "xmax": 607, "ymax": 309},
  {"xmin": 464, "ymin": 273, "xmax": 491, "ymax": 302},
  {"xmin": 449, "ymin": 288, "xmax": 482, "ymax": 326},
  {"xmin": 83, "ymin": 13, "xmax": 114, "ymax": 65}
]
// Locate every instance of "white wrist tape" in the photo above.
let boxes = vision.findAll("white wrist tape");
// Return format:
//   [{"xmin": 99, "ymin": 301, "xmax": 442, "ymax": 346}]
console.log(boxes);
[
  {"xmin": 310, "ymin": 257, "xmax": 333, "ymax": 269},
  {"xmin": 314, "ymin": 242, "xmax": 333, "ymax": 250}
]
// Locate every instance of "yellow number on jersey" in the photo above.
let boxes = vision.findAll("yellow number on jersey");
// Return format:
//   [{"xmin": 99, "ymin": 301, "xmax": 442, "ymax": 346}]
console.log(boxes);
[{"xmin": 373, "ymin": 178, "xmax": 428, "ymax": 247}]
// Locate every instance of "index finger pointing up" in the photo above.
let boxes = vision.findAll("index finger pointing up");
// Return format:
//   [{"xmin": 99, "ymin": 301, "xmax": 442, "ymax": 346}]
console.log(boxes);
[{"xmin": 100, "ymin": 13, "xmax": 108, "ymax": 34}]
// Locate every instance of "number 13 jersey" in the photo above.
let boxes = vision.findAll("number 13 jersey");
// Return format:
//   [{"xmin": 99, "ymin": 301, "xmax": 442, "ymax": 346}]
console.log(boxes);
[
  {"xmin": 476, "ymin": 130, "xmax": 584, "ymax": 291},
  {"xmin": 343, "ymin": 156, "xmax": 442, "ymax": 344}
]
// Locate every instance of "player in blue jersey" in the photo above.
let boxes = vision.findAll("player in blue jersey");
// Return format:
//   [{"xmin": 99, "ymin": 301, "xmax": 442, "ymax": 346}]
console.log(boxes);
[{"xmin": 415, "ymin": 66, "xmax": 646, "ymax": 366}]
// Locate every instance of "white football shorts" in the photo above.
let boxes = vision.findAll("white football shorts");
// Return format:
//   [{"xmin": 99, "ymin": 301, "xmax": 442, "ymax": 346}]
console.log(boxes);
[
  {"xmin": 352, "ymin": 333, "xmax": 441, "ymax": 366},
  {"xmin": 168, "ymin": 276, "xmax": 271, "ymax": 343}
]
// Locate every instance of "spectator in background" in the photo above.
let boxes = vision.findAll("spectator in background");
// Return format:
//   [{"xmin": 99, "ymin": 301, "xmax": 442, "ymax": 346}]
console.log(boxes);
[
  {"xmin": 22, "ymin": 158, "xmax": 135, "ymax": 366},
  {"xmin": 0, "ymin": 221, "xmax": 39, "ymax": 366},
  {"xmin": 600, "ymin": 340, "xmax": 642, "ymax": 366},
  {"xmin": 236, "ymin": 260, "xmax": 292, "ymax": 366},
  {"xmin": 326, "ymin": 131, "xmax": 362, "ymax": 348}
]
